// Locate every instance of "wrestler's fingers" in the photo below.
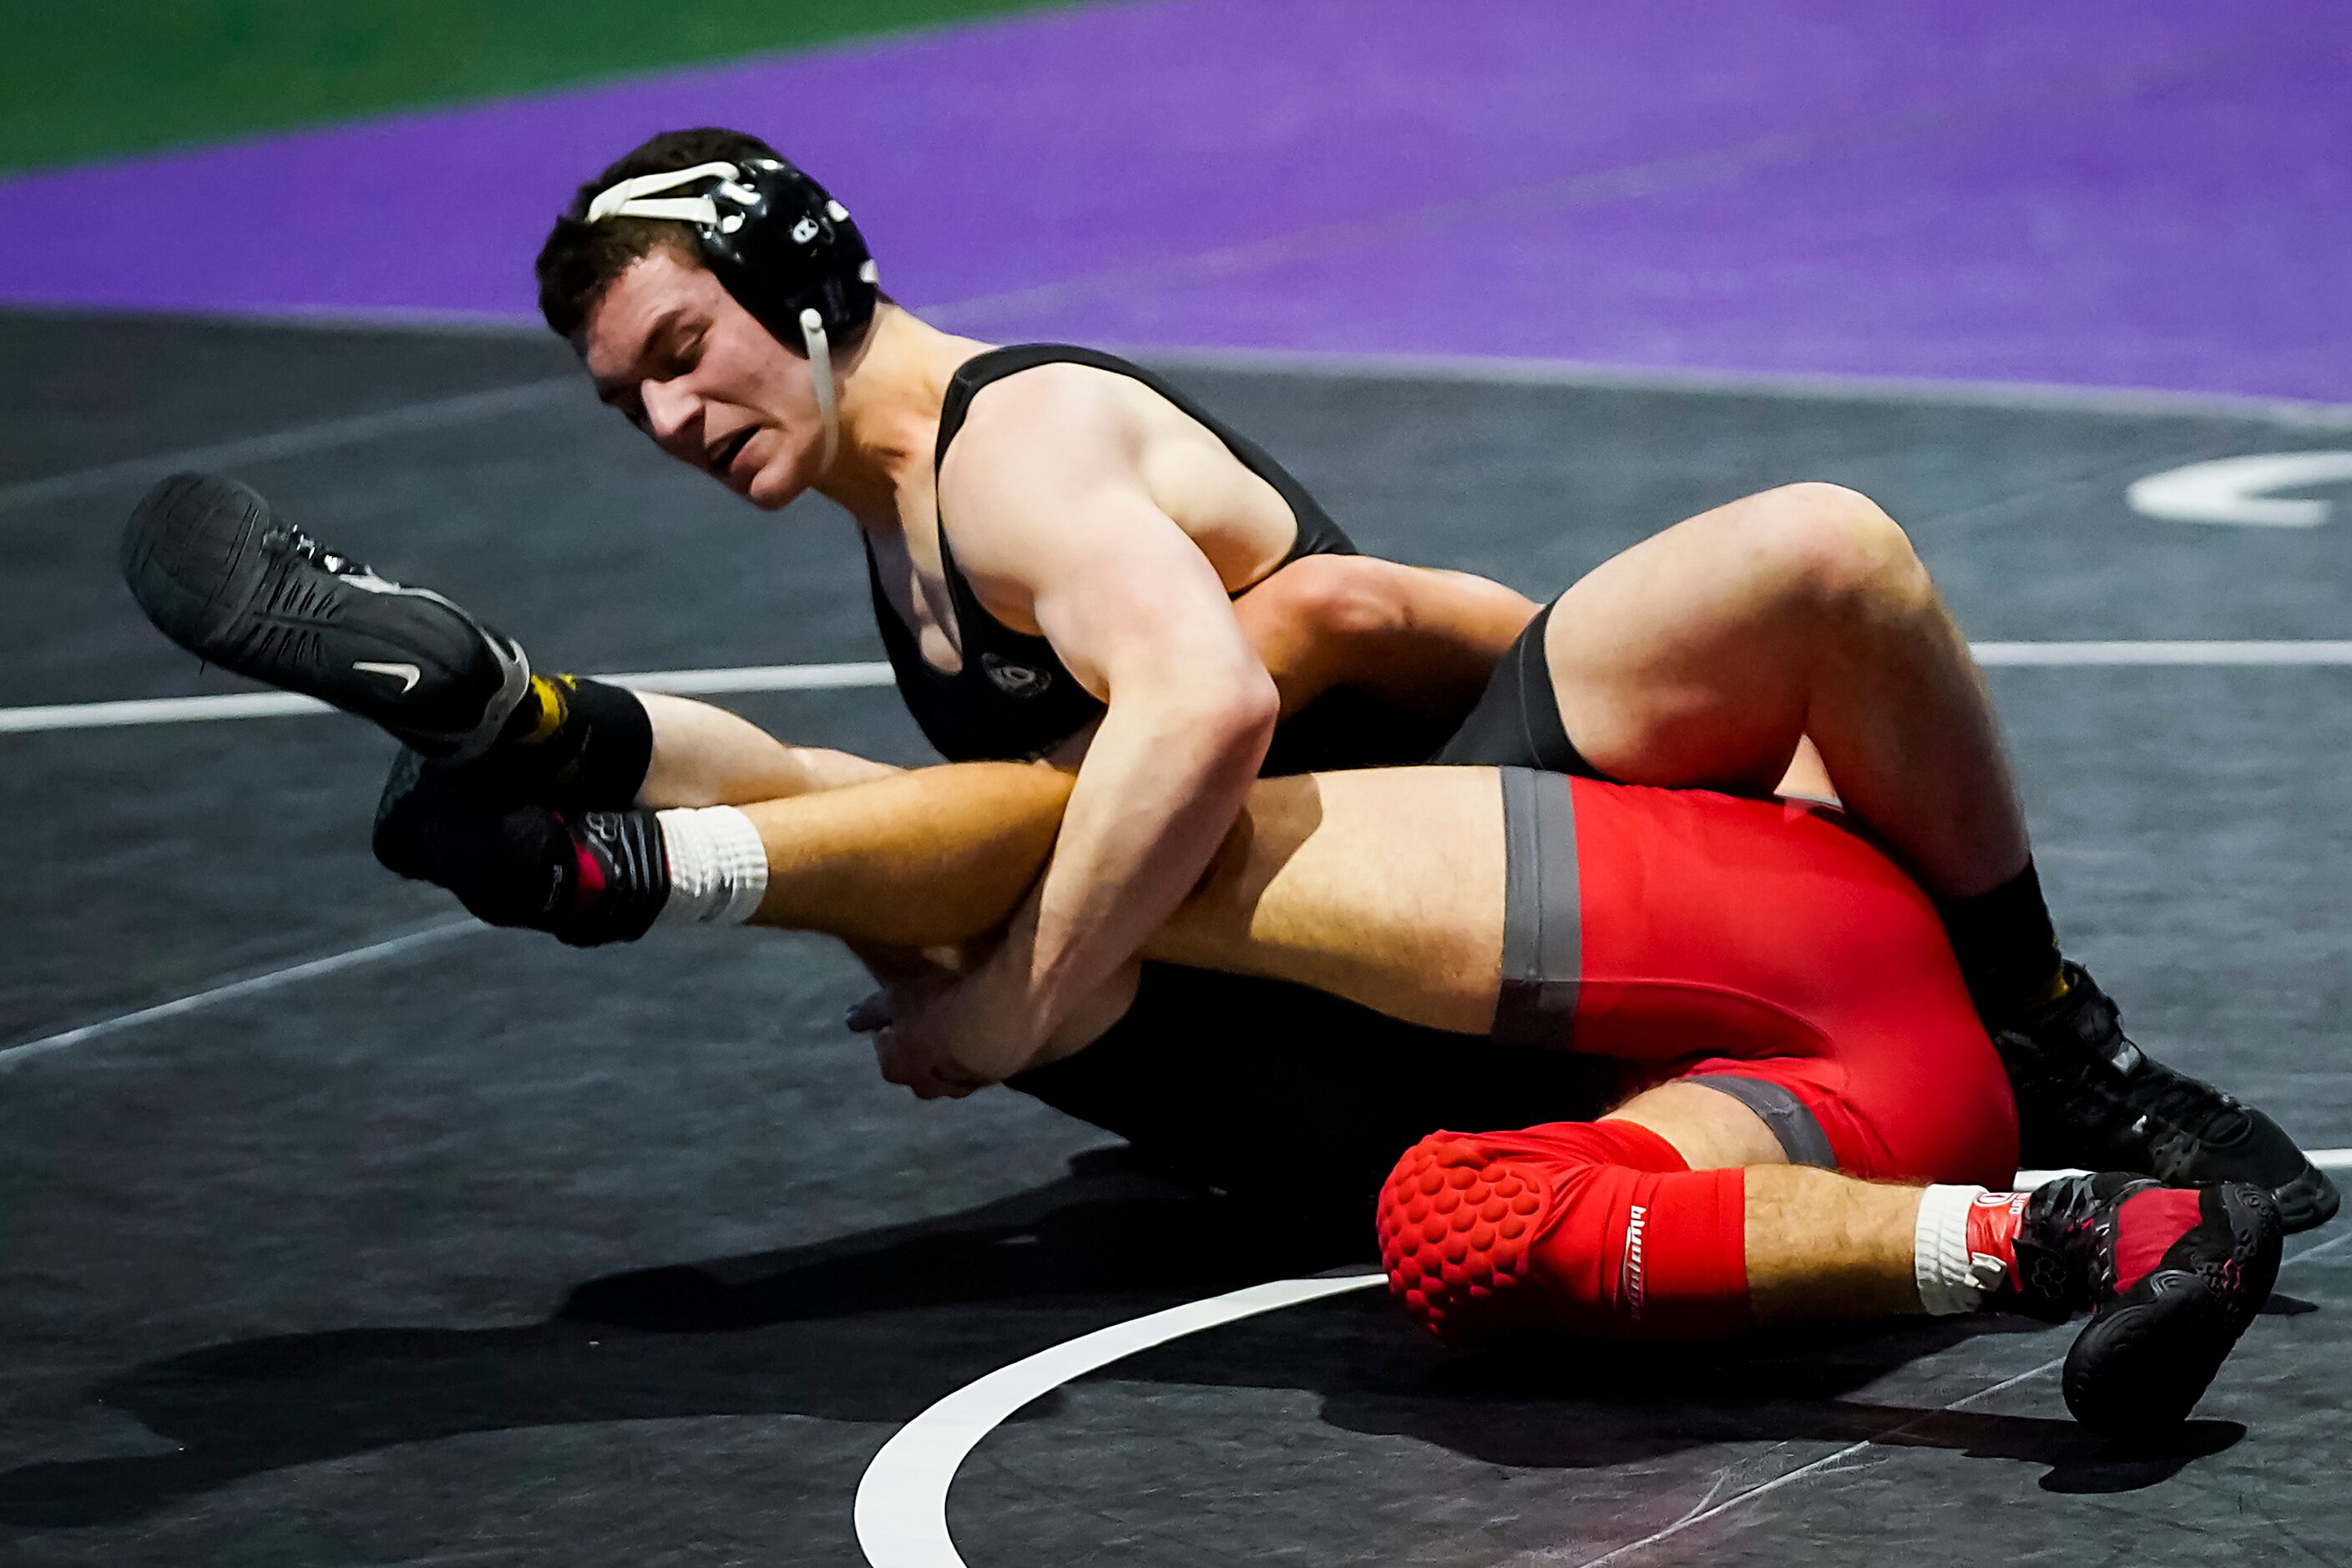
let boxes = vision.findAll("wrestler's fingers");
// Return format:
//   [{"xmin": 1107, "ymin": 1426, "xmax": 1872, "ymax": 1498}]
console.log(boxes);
[{"xmin": 871, "ymin": 1027, "xmax": 916, "ymax": 1085}]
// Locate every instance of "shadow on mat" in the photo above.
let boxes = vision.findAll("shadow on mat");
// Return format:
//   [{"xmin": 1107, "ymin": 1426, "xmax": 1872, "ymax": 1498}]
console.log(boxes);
[
  {"xmin": 0, "ymin": 1150, "xmax": 2241, "ymax": 1528},
  {"xmin": 1311, "ymin": 1339, "xmax": 2245, "ymax": 1496}
]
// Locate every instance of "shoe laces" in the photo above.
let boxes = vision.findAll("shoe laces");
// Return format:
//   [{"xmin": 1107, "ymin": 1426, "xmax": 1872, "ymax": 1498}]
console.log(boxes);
[
  {"xmin": 265, "ymin": 523, "xmax": 368, "ymax": 578},
  {"xmin": 2122, "ymin": 1067, "xmax": 2248, "ymax": 1142}
]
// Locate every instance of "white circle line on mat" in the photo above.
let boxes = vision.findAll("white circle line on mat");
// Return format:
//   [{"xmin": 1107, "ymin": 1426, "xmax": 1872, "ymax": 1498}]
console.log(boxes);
[
  {"xmin": 857, "ymin": 1152, "xmax": 2352, "ymax": 1566},
  {"xmin": 853, "ymin": 1273, "xmax": 1383, "ymax": 1568}
]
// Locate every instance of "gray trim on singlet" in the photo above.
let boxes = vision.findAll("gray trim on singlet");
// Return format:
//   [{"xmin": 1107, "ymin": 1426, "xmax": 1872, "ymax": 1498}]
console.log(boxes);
[
  {"xmin": 1682, "ymin": 1075, "xmax": 1840, "ymax": 1170},
  {"xmin": 1489, "ymin": 768, "xmax": 1839, "ymax": 1171},
  {"xmin": 1493, "ymin": 766, "xmax": 1581, "ymax": 1045}
]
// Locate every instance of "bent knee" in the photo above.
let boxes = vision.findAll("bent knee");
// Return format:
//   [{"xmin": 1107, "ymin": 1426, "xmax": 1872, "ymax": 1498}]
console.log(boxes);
[
  {"xmin": 1377, "ymin": 1133, "xmax": 1559, "ymax": 1345},
  {"xmin": 1375, "ymin": 1123, "xmax": 1751, "ymax": 1346},
  {"xmin": 1740, "ymin": 483, "xmax": 1929, "ymax": 613}
]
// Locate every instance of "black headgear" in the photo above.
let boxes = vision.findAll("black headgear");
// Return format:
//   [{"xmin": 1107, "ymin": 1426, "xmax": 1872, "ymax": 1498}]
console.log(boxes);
[
  {"xmin": 584, "ymin": 156, "xmax": 879, "ymax": 470},
  {"xmin": 584, "ymin": 155, "xmax": 878, "ymax": 352}
]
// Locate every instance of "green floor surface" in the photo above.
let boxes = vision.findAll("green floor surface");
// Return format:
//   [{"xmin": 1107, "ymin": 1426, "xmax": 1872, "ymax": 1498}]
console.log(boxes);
[{"xmin": 3, "ymin": 0, "xmax": 1085, "ymax": 175}]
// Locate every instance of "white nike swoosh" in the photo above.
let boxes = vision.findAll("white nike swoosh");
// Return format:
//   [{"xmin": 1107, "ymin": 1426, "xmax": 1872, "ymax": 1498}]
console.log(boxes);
[
  {"xmin": 340, "ymin": 570, "xmax": 423, "ymax": 596},
  {"xmin": 352, "ymin": 661, "xmax": 422, "ymax": 694}
]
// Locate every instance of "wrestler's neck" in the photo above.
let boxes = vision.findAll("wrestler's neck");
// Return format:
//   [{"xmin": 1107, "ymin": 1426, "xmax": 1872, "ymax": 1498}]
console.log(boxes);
[{"xmin": 814, "ymin": 304, "xmax": 996, "ymax": 527}]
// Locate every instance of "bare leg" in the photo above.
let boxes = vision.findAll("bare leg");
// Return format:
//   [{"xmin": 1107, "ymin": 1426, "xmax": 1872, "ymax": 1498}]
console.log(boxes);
[
  {"xmin": 736, "ymin": 764, "xmax": 1985, "ymax": 1332},
  {"xmin": 1603, "ymin": 1080, "xmax": 1924, "ymax": 1323},
  {"xmin": 736, "ymin": 763, "xmax": 1509, "ymax": 1030},
  {"xmin": 636, "ymin": 691, "xmax": 899, "ymax": 807},
  {"xmin": 1144, "ymin": 769, "xmax": 1505, "ymax": 1032},
  {"xmin": 1742, "ymin": 1166, "xmax": 1925, "ymax": 1322},
  {"xmin": 740, "ymin": 761, "xmax": 1075, "ymax": 947},
  {"xmin": 1543, "ymin": 483, "xmax": 2026, "ymax": 899}
]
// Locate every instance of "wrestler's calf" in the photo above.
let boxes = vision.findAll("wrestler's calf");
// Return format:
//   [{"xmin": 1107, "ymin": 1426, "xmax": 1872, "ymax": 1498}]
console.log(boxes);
[{"xmin": 1374, "ymin": 1123, "xmax": 2283, "ymax": 1435}]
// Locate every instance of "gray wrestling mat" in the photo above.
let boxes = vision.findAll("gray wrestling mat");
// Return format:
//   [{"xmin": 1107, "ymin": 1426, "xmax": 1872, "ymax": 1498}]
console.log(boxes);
[{"xmin": 3, "ymin": 309, "xmax": 2348, "ymax": 1566}]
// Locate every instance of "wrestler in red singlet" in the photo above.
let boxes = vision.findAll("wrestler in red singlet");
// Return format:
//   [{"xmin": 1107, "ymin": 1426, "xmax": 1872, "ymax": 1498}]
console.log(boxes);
[
  {"xmin": 1378, "ymin": 769, "xmax": 2018, "ymax": 1346},
  {"xmin": 1569, "ymin": 776, "xmax": 2016, "ymax": 1186}
]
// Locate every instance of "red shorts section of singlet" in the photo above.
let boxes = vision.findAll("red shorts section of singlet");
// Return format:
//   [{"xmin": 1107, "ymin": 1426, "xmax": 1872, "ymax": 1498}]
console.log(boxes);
[{"xmin": 1563, "ymin": 776, "xmax": 2016, "ymax": 1188}]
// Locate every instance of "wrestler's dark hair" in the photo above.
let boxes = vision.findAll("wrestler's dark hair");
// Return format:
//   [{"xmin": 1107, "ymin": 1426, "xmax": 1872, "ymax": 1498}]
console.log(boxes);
[{"xmin": 534, "ymin": 127, "xmax": 892, "ymax": 341}]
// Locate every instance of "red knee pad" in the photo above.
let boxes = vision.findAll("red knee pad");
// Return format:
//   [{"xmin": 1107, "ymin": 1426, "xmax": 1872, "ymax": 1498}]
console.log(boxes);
[{"xmin": 1376, "ymin": 1120, "xmax": 1752, "ymax": 1346}]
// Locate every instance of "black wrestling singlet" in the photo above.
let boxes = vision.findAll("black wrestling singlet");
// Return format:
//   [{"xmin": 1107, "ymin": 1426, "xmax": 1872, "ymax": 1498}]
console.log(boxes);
[{"xmin": 862, "ymin": 344, "xmax": 1421, "ymax": 771}]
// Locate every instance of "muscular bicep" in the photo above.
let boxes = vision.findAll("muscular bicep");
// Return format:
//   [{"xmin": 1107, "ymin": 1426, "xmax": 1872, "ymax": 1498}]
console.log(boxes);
[
  {"xmin": 941, "ymin": 386, "xmax": 1270, "ymax": 704},
  {"xmin": 1031, "ymin": 492, "xmax": 1270, "ymax": 701}
]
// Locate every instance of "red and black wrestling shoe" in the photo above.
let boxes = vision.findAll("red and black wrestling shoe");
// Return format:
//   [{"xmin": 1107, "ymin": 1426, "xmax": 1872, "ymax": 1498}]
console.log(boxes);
[
  {"xmin": 2003, "ymin": 1172, "xmax": 2282, "ymax": 1437},
  {"xmin": 374, "ymin": 750, "xmax": 669, "ymax": 947}
]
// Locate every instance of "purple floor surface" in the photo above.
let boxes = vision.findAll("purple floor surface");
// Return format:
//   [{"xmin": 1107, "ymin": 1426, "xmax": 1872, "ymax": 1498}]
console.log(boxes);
[{"xmin": 3, "ymin": 0, "xmax": 2346, "ymax": 400}]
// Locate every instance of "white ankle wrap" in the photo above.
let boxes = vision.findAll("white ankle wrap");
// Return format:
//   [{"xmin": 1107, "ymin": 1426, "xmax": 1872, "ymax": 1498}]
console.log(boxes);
[
  {"xmin": 656, "ymin": 806, "xmax": 768, "ymax": 926},
  {"xmin": 1914, "ymin": 1184, "xmax": 2006, "ymax": 1316}
]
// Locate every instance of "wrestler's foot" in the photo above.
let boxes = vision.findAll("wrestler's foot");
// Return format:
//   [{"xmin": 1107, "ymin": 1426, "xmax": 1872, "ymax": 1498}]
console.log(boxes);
[
  {"xmin": 376, "ymin": 753, "xmax": 668, "ymax": 946},
  {"xmin": 2002, "ymin": 1174, "xmax": 2282, "ymax": 1436},
  {"xmin": 1996, "ymin": 963, "xmax": 2337, "ymax": 1233},
  {"xmin": 122, "ymin": 473, "xmax": 530, "ymax": 760}
]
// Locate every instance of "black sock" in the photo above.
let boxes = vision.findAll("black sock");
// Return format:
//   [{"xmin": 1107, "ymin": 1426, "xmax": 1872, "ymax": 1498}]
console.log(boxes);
[
  {"xmin": 479, "ymin": 675, "xmax": 654, "ymax": 807},
  {"xmin": 1938, "ymin": 857, "xmax": 2067, "ymax": 1026}
]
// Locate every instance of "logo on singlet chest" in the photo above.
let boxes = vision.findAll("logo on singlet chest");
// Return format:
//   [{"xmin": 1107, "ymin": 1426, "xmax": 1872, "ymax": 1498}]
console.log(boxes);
[{"xmin": 981, "ymin": 652, "xmax": 1054, "ymax": 698}]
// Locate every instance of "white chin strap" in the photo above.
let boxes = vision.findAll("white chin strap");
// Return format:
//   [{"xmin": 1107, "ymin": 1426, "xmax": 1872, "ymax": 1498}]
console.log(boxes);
[{"xmin": 799, "ymin": 307, "xmax": 839, "ymax": 477}]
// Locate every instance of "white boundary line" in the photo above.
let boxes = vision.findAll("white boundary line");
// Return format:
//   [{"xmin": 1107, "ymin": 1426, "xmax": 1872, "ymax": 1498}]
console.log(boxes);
[
  {"xmin": 0, "ymin": 376, "xmax": 577, "ymax": 514},
  {"xmin": 8, "ymin": 643, "xmax": 2348, "ymax": 737},
  {"xmin": 0, "ymin": 661, "xmax": 897, "ymax": 734},
  {"xmin": 1970, "ymin": 640, "xmax": 2352, "ymax": 666},
  {"xmin": 14, "ymin": 311, "xmax": 2339, "ymax": 1556},
  {"xmin": 0, "ymin": 917, "xmax": 476, "ymax": 1070},
  {"xmin": 853, "ymin": 1273, "xmax": 1384, "ymax": 1568},
  {"xmin": 857, "ymin": 1173, "xmax": 2352, "ymax": 1568}
]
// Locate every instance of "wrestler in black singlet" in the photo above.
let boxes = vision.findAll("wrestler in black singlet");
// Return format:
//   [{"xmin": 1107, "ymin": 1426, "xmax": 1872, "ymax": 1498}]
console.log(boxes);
[
  {"xmin": 867, "ymin": 343, "xmax": 1469, "ymax": 776},
  {"xmin": 868, "ymin": 346, "xmax": 1601, "ymax": 1206}
]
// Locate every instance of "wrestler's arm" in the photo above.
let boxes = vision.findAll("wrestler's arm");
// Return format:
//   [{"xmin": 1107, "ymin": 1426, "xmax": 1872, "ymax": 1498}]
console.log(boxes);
[
  {"xmin": 1232, "ymin": 555, "xmax": 1538, "ymax": 721},
  {"xmin": 911, "ymin": 383, "xmax": 1282, "ymax": 1069},
  {"xmin": 581, "ymin": 554, "xmax": 1532, "ymax": 807}
]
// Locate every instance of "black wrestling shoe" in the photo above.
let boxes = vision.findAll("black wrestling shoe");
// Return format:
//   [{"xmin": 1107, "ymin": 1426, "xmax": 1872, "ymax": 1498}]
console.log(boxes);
[
  {"xmin": 122, "ymin": 473, "xmax": 530, "ymax": 760},
  {"xmin": 2055, "ymin": 1177, "xmax": 2281, "ymax": 1437},
  {"xmin": 1995, "ymin": 963, "xmax": 2337, "ymax": 1233},
  {"xmin": 375, "ymin": 751, "xmax": 668, "ymax": 947}
]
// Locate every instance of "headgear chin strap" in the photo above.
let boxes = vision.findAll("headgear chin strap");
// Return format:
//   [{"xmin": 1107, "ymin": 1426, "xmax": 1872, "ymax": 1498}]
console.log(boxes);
[
  {"xmin": 798, "ymin": 306, "xmax": 838, "ymax": 474},
  {"xmin": 585, "ymin": 156, "xmax": 878, "ymax": 478}
]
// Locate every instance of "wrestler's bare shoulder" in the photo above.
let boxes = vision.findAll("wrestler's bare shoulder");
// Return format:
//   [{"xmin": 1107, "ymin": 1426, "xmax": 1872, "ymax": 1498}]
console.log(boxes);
[{"xmin": 943, "ymin": 358, "xmax": 1296, "ymax": 592}]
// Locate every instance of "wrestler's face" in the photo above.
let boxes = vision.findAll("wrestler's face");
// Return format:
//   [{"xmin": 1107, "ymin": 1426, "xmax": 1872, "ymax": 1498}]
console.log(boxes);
[{"xmin": 579, "ymin": 247, "xmax": 824, "ymax": 510}]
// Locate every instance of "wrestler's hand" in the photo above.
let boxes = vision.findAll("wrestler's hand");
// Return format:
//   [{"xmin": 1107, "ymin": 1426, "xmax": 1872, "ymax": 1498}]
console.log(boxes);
[{"xmin": 847, "ymin": 972, "xmax": 1025, "ymax": 1100}]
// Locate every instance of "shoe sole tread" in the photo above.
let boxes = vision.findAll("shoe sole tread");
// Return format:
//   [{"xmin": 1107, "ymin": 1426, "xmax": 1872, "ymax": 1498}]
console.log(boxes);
[
  {"xmin": 2061, "ymin": 1185, "xmax": 2282, "ymax": 1436},
  {"xmin": 122, "ymin": 473, "xmax": 276, "ymax": 655}
]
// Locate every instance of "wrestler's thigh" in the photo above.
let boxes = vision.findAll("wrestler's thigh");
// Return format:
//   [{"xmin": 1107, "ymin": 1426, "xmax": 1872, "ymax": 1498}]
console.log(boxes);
[
  {"xmin": 1543, "ymin": 484, "xmax": 1877, "ymax": 789},
  {"xmin": 1152, "ymin": 768, "xmax": 1506, "ymax": 1034},
  {"xmin": 1604, "ymin": 1080, "xmax": 1788, "ymax": 1171}
]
